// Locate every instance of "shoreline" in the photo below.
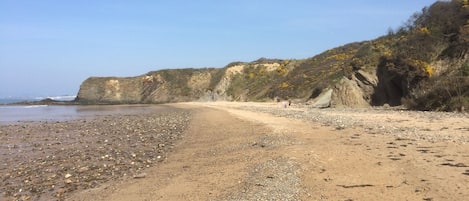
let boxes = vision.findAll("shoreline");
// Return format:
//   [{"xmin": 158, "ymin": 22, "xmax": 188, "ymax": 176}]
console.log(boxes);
[
  {"xmin": 68, "ymin": 102, "xmax": 469, "ymax": 200},
  {"xmin": 0, "ymin": 105, "xmax": 191, "ymax": 201},
  {"xmin": 2, "ymin": 102, "xmax": 469, "ymax": 200},
  {"xmin": 0, "ymin": 104, "xmax": 173, "ymax": 125}
]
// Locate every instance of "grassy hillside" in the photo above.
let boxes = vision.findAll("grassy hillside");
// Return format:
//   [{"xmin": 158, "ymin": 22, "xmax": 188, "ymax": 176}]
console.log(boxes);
[
  {"xmin": 222, "ymin": 43, "xmax": 365, "ymax": 102},
  {"xmin": 77, "ymin": 0, "xmax": 469, "ymax": 111},
  {"xmin": 223, "ymin": 0, "xmax": 469, "ymax": 110},
  {"xmin": 374, "ymin": 0, "xmax": 469, "ymax": 111}
]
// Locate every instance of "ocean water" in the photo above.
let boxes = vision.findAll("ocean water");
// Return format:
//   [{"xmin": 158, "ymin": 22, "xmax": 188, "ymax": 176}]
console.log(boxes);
[
  {"xmin": 0, "ymin": 98, "xmax": 35, "ymax": 104},
  {"xmin": 0, "ymin": 105, "xmax": 158, "ymax": 124},
  {"xmin": 0, "ymin": 95, "xmax": 76, "ymax": 104}
]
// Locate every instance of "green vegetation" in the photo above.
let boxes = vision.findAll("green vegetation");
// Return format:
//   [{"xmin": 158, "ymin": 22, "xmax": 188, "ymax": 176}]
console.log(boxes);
[
  {"xmin": 226, "ymin": 60, "xmax": 290, "ymax": 101},
  {"xmin": 78, "ymin": 0, "xmax": 469, "ymax": 111},
  {"xmin": 210, "ymin": 0, "xmax": 469, "ymax": 111},
  {"xmin": 384, "ymin": 0, "xmax": 469, "ymax": 111},
  {"xmin": 279, "ymin": 42, "xmax": 363, "ymax": 99},
  {"xmin": 157, "ymin": 69, "xmax": 192, "ymax": 96},
  {"xmin": 462, "ymin": 63, "xmax": 469, "ymax": 76},
  {"xmin": 208, "ymin": 68, "xmax": 226, "ymax": 91}
]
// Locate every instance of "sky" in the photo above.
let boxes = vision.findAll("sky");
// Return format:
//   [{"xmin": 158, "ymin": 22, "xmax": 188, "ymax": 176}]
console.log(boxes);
[{"xmin": 0, "ymin": 0, "xmax": 438, "ymax": 98}]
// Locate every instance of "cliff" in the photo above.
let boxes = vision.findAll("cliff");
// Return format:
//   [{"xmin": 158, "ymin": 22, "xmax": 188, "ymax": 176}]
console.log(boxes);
[
  {"xmin": 76, "ymin": 0, "xmax": 469, "ymax": 111},
  {"xmin": 77, "ymin": 68, "xmax": 219, "ymax": 104}
]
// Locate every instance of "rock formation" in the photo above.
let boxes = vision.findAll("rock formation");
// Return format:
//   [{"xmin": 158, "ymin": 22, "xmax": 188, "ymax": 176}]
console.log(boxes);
[{"xmin": 76, "ymin": 0, "xmax": 469, "ymax": 111}]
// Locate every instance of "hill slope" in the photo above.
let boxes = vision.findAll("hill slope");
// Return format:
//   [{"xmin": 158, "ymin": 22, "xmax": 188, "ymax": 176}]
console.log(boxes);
[{"xmin": 76, "ymin": 0, "xmax": 469, "ymax": 111}]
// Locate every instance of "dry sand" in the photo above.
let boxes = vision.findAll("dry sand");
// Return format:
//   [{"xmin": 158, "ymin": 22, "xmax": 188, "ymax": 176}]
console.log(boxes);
[{"xmin": 2, "ymin": 102, "xmax": 468, "ymax": 200}]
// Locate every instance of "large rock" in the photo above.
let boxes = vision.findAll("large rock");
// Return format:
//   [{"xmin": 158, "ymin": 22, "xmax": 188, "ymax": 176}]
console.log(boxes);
[
  {"xmin": 331, "ymin": 70, "xmax": 377, "ymax": 108},
  {"xmin": 311, "ymin": 89, "xmax": 333, "ymax": 108}
]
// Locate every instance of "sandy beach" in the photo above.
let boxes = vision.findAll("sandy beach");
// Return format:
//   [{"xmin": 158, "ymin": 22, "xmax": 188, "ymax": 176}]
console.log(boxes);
[{"xmin": 1, "ymin": 102, "xmax": 468, "ymax": 200}]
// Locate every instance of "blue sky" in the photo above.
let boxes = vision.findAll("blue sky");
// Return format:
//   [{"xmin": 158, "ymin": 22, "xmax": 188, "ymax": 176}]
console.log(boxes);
[{"xmin": 0, "ymin": 0, "xmax": 437, "ymax": 97}]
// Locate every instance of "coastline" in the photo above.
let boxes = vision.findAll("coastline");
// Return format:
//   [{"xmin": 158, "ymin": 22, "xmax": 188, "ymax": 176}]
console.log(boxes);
[
  {"xmin": 0, "ymin": 104, "xmax": 191, "ymax": 200},
  {"xmin": 0, "ymin": 96, "xmax": 77, "ymax": 105},
  {"xmin": 0, "ymin": 104, "xmax": 170, "ymax": 125},
  {"xmin": 69, "ymin": 102, "xmax": 469, "ymax": 201},
  {"xmin": 2, "ymin": 102, "xmax": 469, "ymax": 200}
]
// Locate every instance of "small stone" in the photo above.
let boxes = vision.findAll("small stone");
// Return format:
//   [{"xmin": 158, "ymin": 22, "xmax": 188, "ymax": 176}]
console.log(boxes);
[
  {"xmin": 133, "ymin": 173, "xmax": 147, "ymax": 179},
  {"xmin": 64, "ymin": 173, "xmax": 72, "ymax": 178},
  {"xmin": 21, "ymin": 195, "xmax": 31, "ymax": 200},
  {"xmin": 56, "ymin": 188, "xmax": 66, "ymax": 196},
  {"xmin": 78, "ymin": 166, "xmax": 89, "ymax": 173}
]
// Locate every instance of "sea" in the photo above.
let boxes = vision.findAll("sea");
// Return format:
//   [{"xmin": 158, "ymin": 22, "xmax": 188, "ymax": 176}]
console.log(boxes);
[
  {"xmin": 0, "ymin": 96, "xmax": 155, "ymax": 124},
  {"xmin": 0, "ymin": 95, "xmax": 77, "ymax": 104}
]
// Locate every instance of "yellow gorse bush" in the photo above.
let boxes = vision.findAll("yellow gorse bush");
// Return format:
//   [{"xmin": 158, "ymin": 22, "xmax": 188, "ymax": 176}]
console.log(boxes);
[
  {"xmin": 408, "ymin": 59, "xmax": 434, "ymax": 77},
  {"xmin": 279, "ymin": 82, "xmax": 289, "ymax": 89},
  {"xmin": 417, "ymin": 27, "xmax": 431, "ymax": 35}
]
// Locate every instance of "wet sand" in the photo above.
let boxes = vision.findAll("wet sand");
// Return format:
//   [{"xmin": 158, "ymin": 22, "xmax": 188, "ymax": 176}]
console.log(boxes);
[
  {"xmin": 0, "ymin": 105, "xmax": 165, "ymax": 124},
  {"xmin": 0, "ymin": 105, "xmax": 191, "ymax": 201}
]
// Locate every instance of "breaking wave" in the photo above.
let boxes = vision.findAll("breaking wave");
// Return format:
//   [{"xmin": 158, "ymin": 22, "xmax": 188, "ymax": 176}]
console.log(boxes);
[
  {"xmin": 24, "ymin": 105, "xmax": 48, "ymax": 108},
  {"xmin": 34, "ymin": 95, "xmax": 76, "ymax": 101}
]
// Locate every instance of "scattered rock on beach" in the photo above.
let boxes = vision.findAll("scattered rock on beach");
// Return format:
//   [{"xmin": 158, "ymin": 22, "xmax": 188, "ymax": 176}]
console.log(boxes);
[{"xmin": 0, "ymin": 108, "xmax": 191, "ymax": 201}]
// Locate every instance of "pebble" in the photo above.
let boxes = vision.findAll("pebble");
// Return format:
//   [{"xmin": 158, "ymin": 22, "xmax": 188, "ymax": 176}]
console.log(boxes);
[
  {"xmin": 235, "ymin": 104, "xmax": 469, "ymax": 143},
  {"xmin": 0, "ymin": 108, "xmax": 191, "ymax": 201},
  {"xmin": 133, "ymin": 173, "xmax": 147, "ymax": 179},
  {"xmin": 227, "ymin": 158, "xmax": 300, "ymax": 200}
]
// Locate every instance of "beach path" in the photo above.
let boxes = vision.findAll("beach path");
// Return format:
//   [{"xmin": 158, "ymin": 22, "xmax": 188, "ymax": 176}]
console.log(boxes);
[{"xmin": 68, "ymin": 102, "xmax": 469, "ymax": 201}]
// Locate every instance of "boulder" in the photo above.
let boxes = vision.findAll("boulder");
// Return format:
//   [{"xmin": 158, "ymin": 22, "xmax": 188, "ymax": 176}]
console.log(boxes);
[
  {"xmin": 331, "ymin": 76, "xmax": 370, "ymax": 108},
  {"xmin": 311, "ymin": 89, "xmax": 333, "ymax": 108}
]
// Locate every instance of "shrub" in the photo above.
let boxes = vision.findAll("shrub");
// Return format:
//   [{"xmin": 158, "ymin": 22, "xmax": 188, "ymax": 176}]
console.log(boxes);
[
  {"xmin": 404, "ymin": 76, "xmax": 469, "ymax": 111},
  {"xmin": 462, "ymin": 63, "xmax": 469, "ymax": 76}
]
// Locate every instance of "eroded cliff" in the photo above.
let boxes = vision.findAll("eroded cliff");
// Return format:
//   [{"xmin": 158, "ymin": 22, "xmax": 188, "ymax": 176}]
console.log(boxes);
[{"xmin": 76, "ymin": 0, "xmax": 469, "ymax": 111}]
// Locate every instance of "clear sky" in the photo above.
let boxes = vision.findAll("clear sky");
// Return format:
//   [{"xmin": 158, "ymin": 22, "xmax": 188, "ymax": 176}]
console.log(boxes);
[{"xmin": 0, "ymin": 0, "xmax": 438, "ymax": 98}]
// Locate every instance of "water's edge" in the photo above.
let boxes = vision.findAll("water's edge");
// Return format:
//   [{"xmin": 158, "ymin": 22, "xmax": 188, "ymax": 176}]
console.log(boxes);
[{"xmin": 0, "ymin": 105, "xmax": 161, "ymax": 124}]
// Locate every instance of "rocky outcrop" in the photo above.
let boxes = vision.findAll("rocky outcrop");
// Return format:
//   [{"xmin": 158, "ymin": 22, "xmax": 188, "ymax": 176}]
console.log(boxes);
[
  {"xmin": 75, "ymin": 0, "xmax": 469, "ymax": 111},
  {"xmin": 77, "ymin": 69, "xmax": 219, "ymax": 104},
  {"xmin": 331, "ymin": 70, "xmax": 377, "ymax": 108},
  {"xmin": 332, "ymin": 79, "xmax": 368, "ymax": 108},
  {"xmin": 77, "ymin": 77, "xmax": 143, "ymax": 104},
  {"xmin": 211, "ymin": 64, "xmax": 245, "ymax": 101},
  {"xmin": 76, "ymin": 61, "xmax": 293, "ymax": 104},
  {"xmin": 311, "ymin": 89, "xmax": 333, "ymax": 108}
]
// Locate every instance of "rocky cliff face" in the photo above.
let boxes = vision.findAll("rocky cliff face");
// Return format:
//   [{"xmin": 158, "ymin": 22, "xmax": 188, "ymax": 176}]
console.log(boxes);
[
  {"xmin": 77, "ymin": 0, "xmax": 469, "ymax": 111},
  {"xmin": 76, "ymin": 61, "xmax": 292, "ymax": 104},
  {"xmin": 331, "ymin": 70, "xmax": 376, "ymax": 108},
  {"xmin": 76, "ymin": 50, "xmax": 467, "ymax": 109},
  {"xmin": 77, "ymin": 69, "xmax": 219, "ymax": 104}
]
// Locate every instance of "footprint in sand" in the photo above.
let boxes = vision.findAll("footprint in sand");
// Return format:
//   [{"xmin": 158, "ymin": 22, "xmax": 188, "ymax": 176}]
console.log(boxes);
[
  {"xmin": 463, "ymin": 170, "xmax": 469, "ymax": 176},
  {"xmin": 440, "ymin": 162, "xmax": 469, "ymax": 167}
]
